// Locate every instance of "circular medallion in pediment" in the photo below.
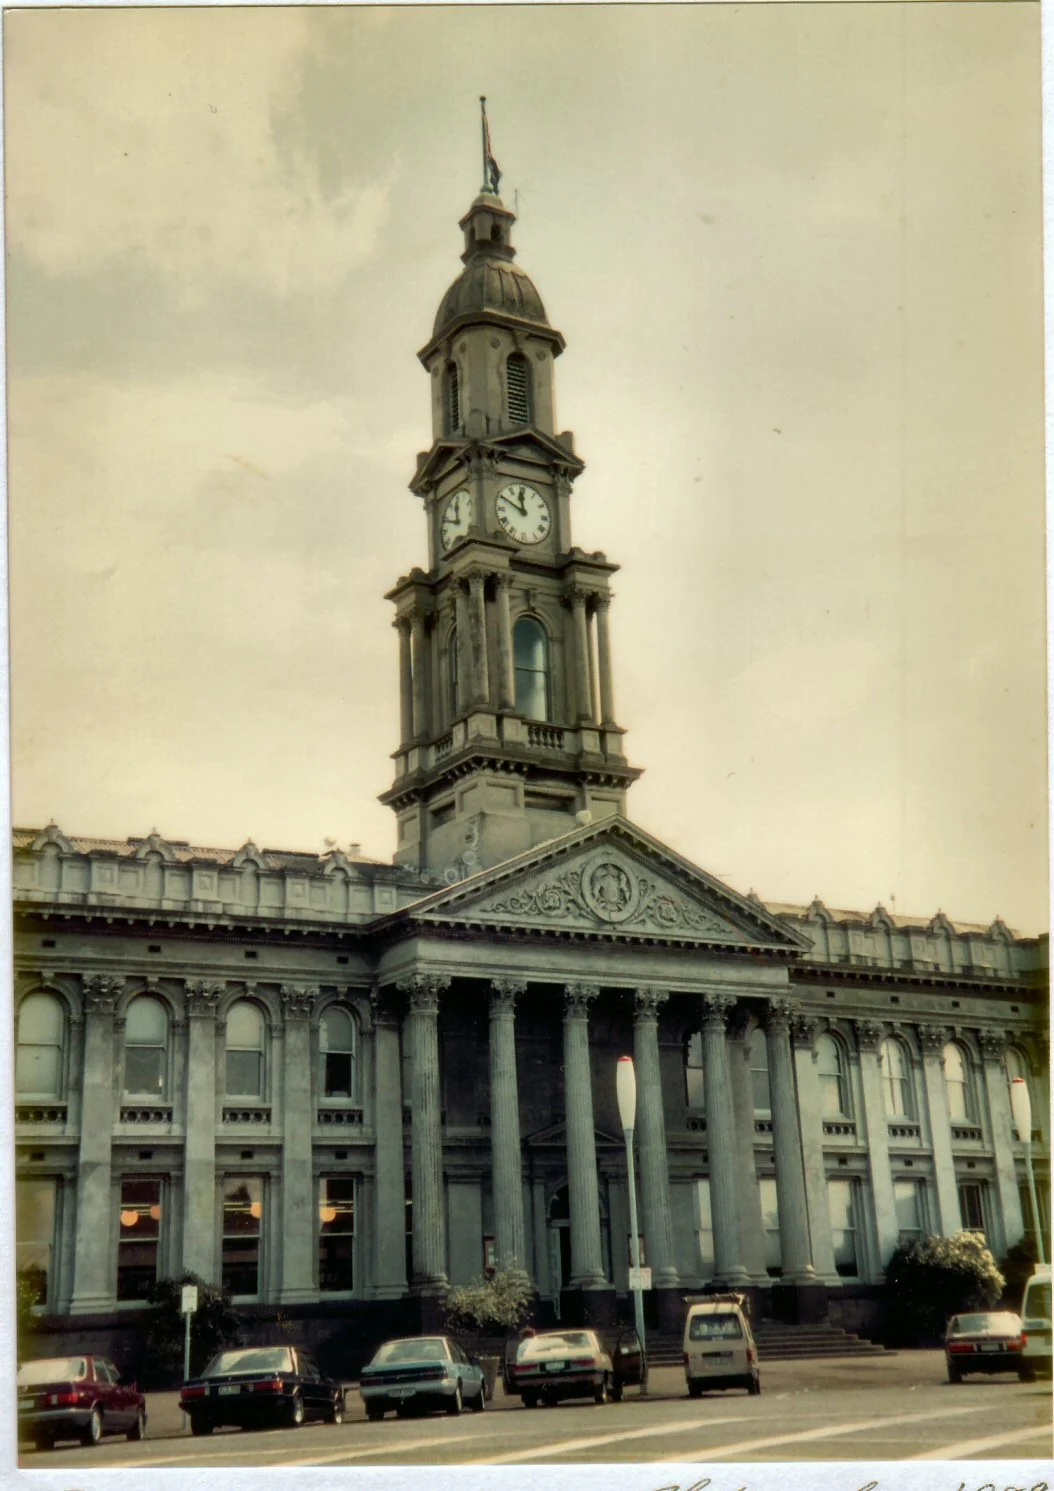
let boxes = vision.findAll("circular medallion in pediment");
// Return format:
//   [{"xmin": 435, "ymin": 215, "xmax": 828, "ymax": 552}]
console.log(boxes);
[{"xmin": 580, "ymin": 855, "xmax": 640, "ymax": 924}]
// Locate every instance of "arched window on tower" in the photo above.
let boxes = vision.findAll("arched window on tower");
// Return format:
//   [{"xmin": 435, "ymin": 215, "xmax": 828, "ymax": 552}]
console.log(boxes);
[
  {"xmin": 444, "ymin": 362, "xmax": 461, "ymax": 435},
  {"xmin": 506, "ymin": 352, "xmax": 531, "ymax": 426},
  {"xmin": 514, "ymin": 617, "xmax": 550, "ymax": 722}
]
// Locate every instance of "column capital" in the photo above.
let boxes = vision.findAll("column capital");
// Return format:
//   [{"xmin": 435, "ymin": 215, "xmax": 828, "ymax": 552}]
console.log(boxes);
[
  {"xmin": 853, "ymin": 1017, "xmax": 885, "ymax": 1051},
  {"xmin": 566, "ymin": 585, "xmax": 591, "ymax": 610},
  {"xmin": 494, "ymin": 569, "xmax": 513, "ymax": 592},
  {"xmin": 917, "ymin": 1022, "xmax": 949, "ymax": 1054},
  {"xmin": 791, "ymin": 1012, "xmax": 820, "ymax": 1049},
  {"xmin": 701, "ymin": 991, "xmax": 737, "ymax": 1030},
  {"xmin": 465, "ymin": 567, "xmax": 489, "ymax": 593},
  {"xmin": 398, "ymin": 972, "xmax": 450, "ymax": 1013},
  {"xmin": 633, "ymin": 987, "xmax": 669, "ymax": 1022},
  {"xmin": 977, "ymin": 1027, "xmax": 1008, "ymax": 1061},
  {"xmin": 763, "ymin": 995, "xmax": 802, "ymax": 1035},
  {"xmin": 563, "ymin": 982, "xmax": 599, "ymax": 1017},
  {"xmin": 81, "ymin": 973, "xmax": 125, "ymax": 1013},
  {"xmin": 280, "ymin": 984, "xmax": 320, "ymax": 1021},
  {"xmin": 393, "ymin": 614, "xmax": 412, "ymax": 634},
  {"xmin": 184, "ymin": 978, "xmax": 224, "ymax": 1017},
  {"xmin": 490, "ymin": 977, "xmax": 526, "ymax": 1013},
  {"xmin": 593, "ymin": 590, "xmax": 613, "ymax": 614}
]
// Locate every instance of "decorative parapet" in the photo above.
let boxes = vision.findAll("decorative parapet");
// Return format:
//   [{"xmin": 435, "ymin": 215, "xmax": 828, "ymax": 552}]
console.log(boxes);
[
  {"xmin": 222, "ymin": 1107, "xmax": 272, "ymax": 1125},
  {"xmin": 317, "ymin": 1107, "xmax": 364, "ymax": 1127},
  {"xmin": 15, "ymin": 1103, "xmax": 67, "ymax": 1125},
  {"xmin": 119, "ymin": 1105, "xmax": 173, "ymax": 1125}
]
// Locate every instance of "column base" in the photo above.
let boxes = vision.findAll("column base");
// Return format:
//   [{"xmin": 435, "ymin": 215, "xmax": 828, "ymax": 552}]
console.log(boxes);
[
  {"xmin": 560, "ymin": 1286, "xmax": 618, "ymax": 1330},
  {"xmin": 68, "ymin": 1294, "xmax": 116, "ymax": 1315},
  {"xmin": 770, "ymin": 1281, "xmax": 829, "ymax": 1325}
]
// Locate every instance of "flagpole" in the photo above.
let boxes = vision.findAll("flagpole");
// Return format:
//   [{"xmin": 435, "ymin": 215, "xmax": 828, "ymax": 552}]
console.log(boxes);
[{"xmin": 480, "ymin": 96, "xmax": 489, "ymax": 194}]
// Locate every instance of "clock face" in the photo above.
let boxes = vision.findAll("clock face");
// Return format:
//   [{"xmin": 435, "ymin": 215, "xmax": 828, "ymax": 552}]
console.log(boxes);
[
  {"xmin": 495, "ymin": 482, "xmax": 551, "ymax": 545},
  {"xmin": 440, "ymin": 489, "xmax": 473, "ymax": 552}
]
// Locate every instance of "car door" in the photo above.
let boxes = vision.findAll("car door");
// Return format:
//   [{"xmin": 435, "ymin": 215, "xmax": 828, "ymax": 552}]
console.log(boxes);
[
  {"xmin": 296, "ymin": 1352, "xmax": 326, "ymax": 1419},
  {"xmin": 94, "ymin": 1359, "xmax": 124, "ymax": 1429}
]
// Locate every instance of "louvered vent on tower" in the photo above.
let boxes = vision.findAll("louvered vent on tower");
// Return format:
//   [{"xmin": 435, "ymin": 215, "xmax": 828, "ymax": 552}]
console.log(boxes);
[{"xmin": 507, "ymin": 353, "xmax": 531, "ymax": 425}]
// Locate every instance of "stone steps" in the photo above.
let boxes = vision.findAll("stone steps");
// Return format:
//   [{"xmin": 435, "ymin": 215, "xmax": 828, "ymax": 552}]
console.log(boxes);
[{"xmin": 644, "ymin": 1323, "xmax": 889, "ymax": 1365}]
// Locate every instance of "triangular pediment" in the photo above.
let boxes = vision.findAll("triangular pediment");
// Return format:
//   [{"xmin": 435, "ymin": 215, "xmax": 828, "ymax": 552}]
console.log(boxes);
[
  {"xmin": 397, "ymin": 817, "xmax": 808, "ymax": 953},
  {"xmin": 524, "ymin": 1120, "xmax": 624, "ymax": 1149}
]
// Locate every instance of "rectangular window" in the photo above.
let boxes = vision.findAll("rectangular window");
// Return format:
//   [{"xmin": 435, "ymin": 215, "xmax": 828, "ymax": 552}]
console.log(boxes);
[
  {"xmin": 319, "ymin": 1176, "xmax": 355, "ymax": 1293},
  {"xmin": 222, "ymin": 1176, "xmax": 263, "ymax": 1297},
  {"xmin": 894, "ymin": 1178, "xmax": 925, "ymax": 1243},
  {"xmin": 16, "ymin": 1178, "xmax": 57, "ymax": 1309},
  {"xmin": 117, "ymin": 1177, "xmax": 162, "ymax": 1301},
  {"xmin": 759, "ymin": 1177, "xmax": 782, "ymax": 1276},
  {"xmin": 696, "ymin": 1178, "xmax": 714, "ymax": 1277},
  {"xmin": 827, "ymin": 1177, "xmax": 860, "ymax": 1278},
  {"xmin": 957, "ymin": 1180, "xmax": 987, "ymax": 1234},
  {"xmin": 686, "ymin": 1034, "xmax": 704, "ymax": 1110}
]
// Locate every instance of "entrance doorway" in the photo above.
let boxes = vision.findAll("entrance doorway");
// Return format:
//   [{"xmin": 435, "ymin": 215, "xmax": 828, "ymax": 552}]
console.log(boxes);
[{"xmin": 546, "ymin": 1183, "xmax": 613, "ymax": 1305}]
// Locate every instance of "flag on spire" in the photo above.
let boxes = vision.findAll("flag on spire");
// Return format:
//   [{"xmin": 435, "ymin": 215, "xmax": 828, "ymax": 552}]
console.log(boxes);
[{"xmin": 480, "ymin": 96, "xmax": 501, "ymax": 194}]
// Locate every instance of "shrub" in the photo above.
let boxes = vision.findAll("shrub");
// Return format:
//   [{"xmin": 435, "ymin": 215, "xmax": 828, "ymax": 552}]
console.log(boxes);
[
  {"xmin": 444, "ymin": 1267, "xmax": 533, "ymax": 1336},
  {"xmin": 886, "ymin": 1231, "xmax": 1005, "ymax": 1344},
  {"xmin": 16, "ymin": 1265, "xmax": 46, "ymax": 1362},
  {"xmin": 1000, "ymin": 1236, "xmax": 1041, "ymax": 1311},
  {"xmin": 141, "ymin": 1273, "xmax": 243, "ymax": 1384}
]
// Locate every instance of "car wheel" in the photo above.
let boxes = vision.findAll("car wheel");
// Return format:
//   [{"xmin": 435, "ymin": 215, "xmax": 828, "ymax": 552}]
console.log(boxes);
[
  {"xmin": 594, "ymin": 1374, "xmax": 610, "ymax": 1405},
  {"xmin": 127, "ymin": 1407, "xmax": 147, "ymax": 1441},
  {"xmin": 189, "ymin": 1415, "xmax": 214, "ymax": 1437},
  {"xmin": 446, "ymin": 1382, "xmax": 463, "ymax": 1416},
  {"xmin": 326, "ymin": 1391, "xmax": 345, "ymax": 1425},
  {"xmin": 366, "ymin": 1404, "xmax": 385, "ymax": 1422},
  {"xmin": 1019, "ymin": 1366, "xmax": 1037, "ymax": 1383},
  {"xmin": 688, "ymin": 1380, "xmax": 704, "ymax": 1399},
  {"xmin": 947, "ymin": 1367, "xmax": 962, "ymax": 1385},
  {"xmin": 611, "ymin": 1381, "xmax": 624, "ymax": 1403},
  {"xmin": 470, "ymin": 1381, "xmax": 486, "ymax": 1412},
  {"xmin": 32, "ymin": 1436, "xmax": 54, "ymax": 1452},
  {"xmin": 748, "ymin": 1373, "xmax": 761, "ymax": 1397},
  {"xmin": 288, "ymin": 1391, "xmax": 305, "ymax": 1427},
  {"xmin": 81, "ymin": 1405, "xmax": 103, "ymax": 1447},
  {"xmin": 522, "ymin": 1393, "xmax": 537, "ymax": 1409}
]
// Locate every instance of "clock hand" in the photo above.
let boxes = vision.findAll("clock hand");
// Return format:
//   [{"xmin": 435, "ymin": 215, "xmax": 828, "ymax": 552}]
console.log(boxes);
[{"xmin": 514, "ymin": 488, "xmax": 529, "ymax": 516}]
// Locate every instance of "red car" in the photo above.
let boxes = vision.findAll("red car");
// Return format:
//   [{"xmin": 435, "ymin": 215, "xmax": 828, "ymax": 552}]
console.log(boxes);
[{"xmin": 18, "ymin": 1355, "xmax": 147, "ymax": 1449}]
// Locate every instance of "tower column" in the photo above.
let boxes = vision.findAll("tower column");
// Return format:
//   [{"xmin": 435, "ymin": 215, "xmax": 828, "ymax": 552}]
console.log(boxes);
[
  {"xmin": 70, "ymin": 974, "xmax": 122, "ymax": 1313},
  {"xmin": 467, "ymin": 570, "xmax": 490, "ymax": 706},
  {"xmin": 279, "ymin": 984, "xmax": 318, "ymax": 1301},
  {"xmin": 489, "ymin": 979, "xmax": 528, "ymax": 1277},
  {"xmin": 410, "ymin": 611, "xmax": 428, "ymax": 739},
  {"xmin": 570, "ymin": 588, "xmax": 595, "ymax": 724},
  {"xmin": 594, "ymin": 594, "xmax": 617, "ymax": 726},
  {"xmin": 633, "ymin": 988, "xmax": 679, "ymax": 1289},
  {"xmin": 182, "ymin": 980, "xmax": 220, "ymax": 1281},
  {"xmin": 454, "ymin": 582, "xmax": 471, "ymax": 715},
  {"xmin": 563, "ymin": 982, "xmax": 606, "ymax": 1288},
  {"xmin": 495, "ymin": 573, "xmax": 516, "ymax": 711},
  {"xmin": 396, "ymin": 617, "xmax": 413, "ymax": 745},
  {"xmin": 701, "ymin": 992, "xmax": 749, "ymax": 1285},
  {"xmin": 400, "ymin": 973, "xmax": 449, "ymax": 1292},
  {"xmin": 764, "ymin": 997, "xmax": 816, "ymax": 1284}
]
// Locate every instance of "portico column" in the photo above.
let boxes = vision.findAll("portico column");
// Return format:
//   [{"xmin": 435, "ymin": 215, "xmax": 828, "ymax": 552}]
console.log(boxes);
[
  {"xmin": 594, "ymin": 594, "xmax": 617, "ymax": 726},
  {"xmin": 978, "ymin": 1029, "xmax": 1026, "ymax": 1254},
  {"xmin": 410, "ymin": 611, "xmax": 428, "ymax": 739},
  {"xmin": 495, "ymin": 573, "xmax": 516, "ymax": 711},
  {"xmin": 632, "ymin": 988, "xmax": 679, "ymax": 1289},
  {"xmin": 728, "ymin": 1014, "xmax": 767, "ymax": 1281},
  {"xmin": 395, "ymin": 617, "xmax": 413, "ymax": 746},
  {"xmin": 454, "ymin": 581, "xmax": 471, "ymax": 715},
  {"xmin": 400, "ymin": 973, "xmax": 449, "ymax": 1292},
  {"xmin": 371, "ymin": 989, "xmax": 408, "ymax": 1298},
  {"xmin": 854, "ymin": 1020, "xmax": 899, "ymax": 1273},
  {"xmin": 563, "ymin": 982, "xmax": 606, "ymax": 1288},
  {"xmin": 569, "ymin": 589, "xmax": 596, "ymax": 724},
  {"xmin": 182, "ymin": 980, "xmax": 221, "ymax": 1281},
  {"xmin": 701, "ymin": 992, "xmax": 749, "ymax": 1285},
  {"xmin": 764, "ymin": 998, "xmax": 816, "ymax": 1283},
  {"xmin": 467, "ymin": 570, "xmax": 490, "ymax": 706},
  {"xmin": 278, "ymin": 985, "xmax": 319, "ymax": 1301},
  {"xmin": 489, "ymin": 979, "xmax": 528, "ymax": 1276},
  {"xmin": 918, "ymin": 1023, "xmax": 961, "ymax": 1236},
  {"xmin": 791, "ymin": 1015, "xmax": 838, "ymax": 1282},
  {"xmin": 70, "ymin": 974, "xmax": 122, "ymax": 1312}
]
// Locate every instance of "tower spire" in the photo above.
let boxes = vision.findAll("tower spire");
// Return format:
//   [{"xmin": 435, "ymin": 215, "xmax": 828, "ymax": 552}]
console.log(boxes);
[{"xmin": 480, "ymin": 96, "xmax": 502, "ymax": 195}]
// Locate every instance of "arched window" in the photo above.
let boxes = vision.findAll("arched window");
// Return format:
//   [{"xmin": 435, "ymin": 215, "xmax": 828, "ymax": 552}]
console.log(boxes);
[
  {"xmin": 444, "ymin": 362, "xmax": 461, "ymax": 435},
  {"xmin": 124, "ymin": 996, "xmax": 169, "ymax": 1098},
  {"xmin": 506, "ymin": 352, "xmax": 531, "ymax": 425},
  {"xmin": 816, "ymin": 1033, "xmax": 850, "ymax": 1117},
  {"xmin": 320, "ymin": 1007, "xmax": 356, "ymax": 1100},
  {"xmin": 514, "ymin": 617, "xmax": 550, "ymax": 722},
  {"xmin": 880, "ymin": 1037, "xmax": 913, "ymax": 1118},
  {"xmin": 16, "ymin": 993, "xmax": 65, "ymax": 1098},
  {"xmin": 685, "ymin": 1033, "xmax": 705, "ymax": 1110},
  {"xmin": 943, "ymin": 1042, "xmax": 973, "ymax": 1122},
  {"xmin": 226, "ymin": 1001, "xmax": 265, "ymax": 1099},
  {"xmin": 747, "ymin": 1028, "xmax": 770, "ymax": 1114}
]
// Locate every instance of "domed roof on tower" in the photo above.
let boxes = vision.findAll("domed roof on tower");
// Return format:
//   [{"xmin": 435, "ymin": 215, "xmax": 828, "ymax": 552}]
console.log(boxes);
[{"xmin": 430, "ymin": 192, "xmax": 554, "ymax": 345}]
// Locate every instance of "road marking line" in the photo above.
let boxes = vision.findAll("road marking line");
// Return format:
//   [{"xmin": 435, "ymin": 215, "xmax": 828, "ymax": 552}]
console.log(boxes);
[
  {"xmin": 280, "ymin": 1428, "xmax": 498, "ymax": 1467},
  {"xmin": 655, "ymin": 1402, "xmax": 991, "ymax": 1462},
  {"xmin": 103, "ymin": 1426, "xmax": 493, "ymax": 1469},
  {"xmin": 911, "ymin": 1424, "xmax": 1053, "ymax": 1460},
  {"xmin": 464, "ymin": 1414, "xmax": 755, "ymax": 1465}
]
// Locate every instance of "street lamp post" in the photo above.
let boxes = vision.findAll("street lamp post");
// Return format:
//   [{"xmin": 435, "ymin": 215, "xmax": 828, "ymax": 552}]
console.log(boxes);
[
  {"xmin": 616, "ymin": 1055, "xmax": 648, "ymax": 1393},
  {"xmin": 1011, "ymin": 1077, "xmax": 1045, "ymax": 1265}
]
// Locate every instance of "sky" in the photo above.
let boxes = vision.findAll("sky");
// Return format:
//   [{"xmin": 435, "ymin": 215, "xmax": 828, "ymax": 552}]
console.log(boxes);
[{"xmin": 5, "ymin": 2, "xmax": 1048, "ymax": 934}]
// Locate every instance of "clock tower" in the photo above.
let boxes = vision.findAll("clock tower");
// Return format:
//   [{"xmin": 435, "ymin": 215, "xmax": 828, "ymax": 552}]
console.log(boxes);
[{"xmin": 382, "ymin": 169, "xmax": 640, "ymax": 879}]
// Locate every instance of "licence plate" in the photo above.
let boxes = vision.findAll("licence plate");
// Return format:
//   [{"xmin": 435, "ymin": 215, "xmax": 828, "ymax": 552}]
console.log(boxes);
[
  {"xmin": 703, "ymin": 1352, "xmax": 733, "ymax": 1363},
  {"xmin": 391, "ymin": 1387, "xmax": 414, "ymax": 1398},
  {"xmin": 218, "ymin": 1385, "xmax": 242, "ymax": 1395},
  {"xmin": 545, "ymin": 1362, "xmax": 565, "ymax": 1373},
  {"xmin": 979, "ymin": 1344, "xmax": 1001, "ymax": 1353}
]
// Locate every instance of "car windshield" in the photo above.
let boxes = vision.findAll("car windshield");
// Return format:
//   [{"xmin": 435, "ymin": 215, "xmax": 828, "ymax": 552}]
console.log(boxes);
[
  {"xmin": 18, "ymin": 1357, "xmax": 89, "ymax": 1385},
  {"xmin": 1024, "ymin": 1284, "xmax": 1052, "ymax": 1321},
  {"xmin": 518, "ymin": 1332, "xmax": 594, "ymax": 1360},
  {"xmin": 689, "ymin": 1314, "xmax": 743, "ymax": 1341},
  {"xmin": 372, "ymin": 1338, "xmax": 448, "ymax": 1365},
  {"xmin": 948, "ymin": 1313, "xmax": 1020, "ymax": 1335},
  {"xmin": 204, "ymin": 1347, "xmax": 294, "ymax": 1376}
]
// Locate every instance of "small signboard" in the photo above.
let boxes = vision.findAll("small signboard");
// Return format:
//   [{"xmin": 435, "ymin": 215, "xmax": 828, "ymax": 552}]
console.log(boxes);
[
  {"xmin": 628, "ymin": 1267, "xmax": 652, "ymax": 1291},
  {"xmin": 181, "ymin": 1284, "xmax": 199, "ymax": 1316}
]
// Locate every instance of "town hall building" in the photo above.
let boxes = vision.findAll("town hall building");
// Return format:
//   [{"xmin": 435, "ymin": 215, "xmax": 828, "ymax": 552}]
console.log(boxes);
[{"xmin": 12, "ymin": 170, "xmax": 1049, "ymax": 1364}]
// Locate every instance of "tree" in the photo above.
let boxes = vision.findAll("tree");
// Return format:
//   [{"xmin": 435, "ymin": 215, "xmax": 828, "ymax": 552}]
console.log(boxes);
[
  {"xmin": 885, "ymin": 1231, "xmax": 1005, "ymax": 1344},
  {"xmin": 1000, "ymin": 1236, "xmax": 1041, "ymax": 1311},
  {"xmin": 443, "ymin": 1267, "xmax": 533, "ymax": 1336},
  {"xmin": 141, "ymin": 1273, "xmax": 243, "ymax": 1384},
  {"xmin": 16, "ymin": 1265, "xmax": 46, "ymax": 1362}
]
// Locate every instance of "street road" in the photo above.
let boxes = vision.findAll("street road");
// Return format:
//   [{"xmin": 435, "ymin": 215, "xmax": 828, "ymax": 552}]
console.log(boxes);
[{"xmin": 17, "ymin": 1353, "xmax": 1052, "ymax": 1469}]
